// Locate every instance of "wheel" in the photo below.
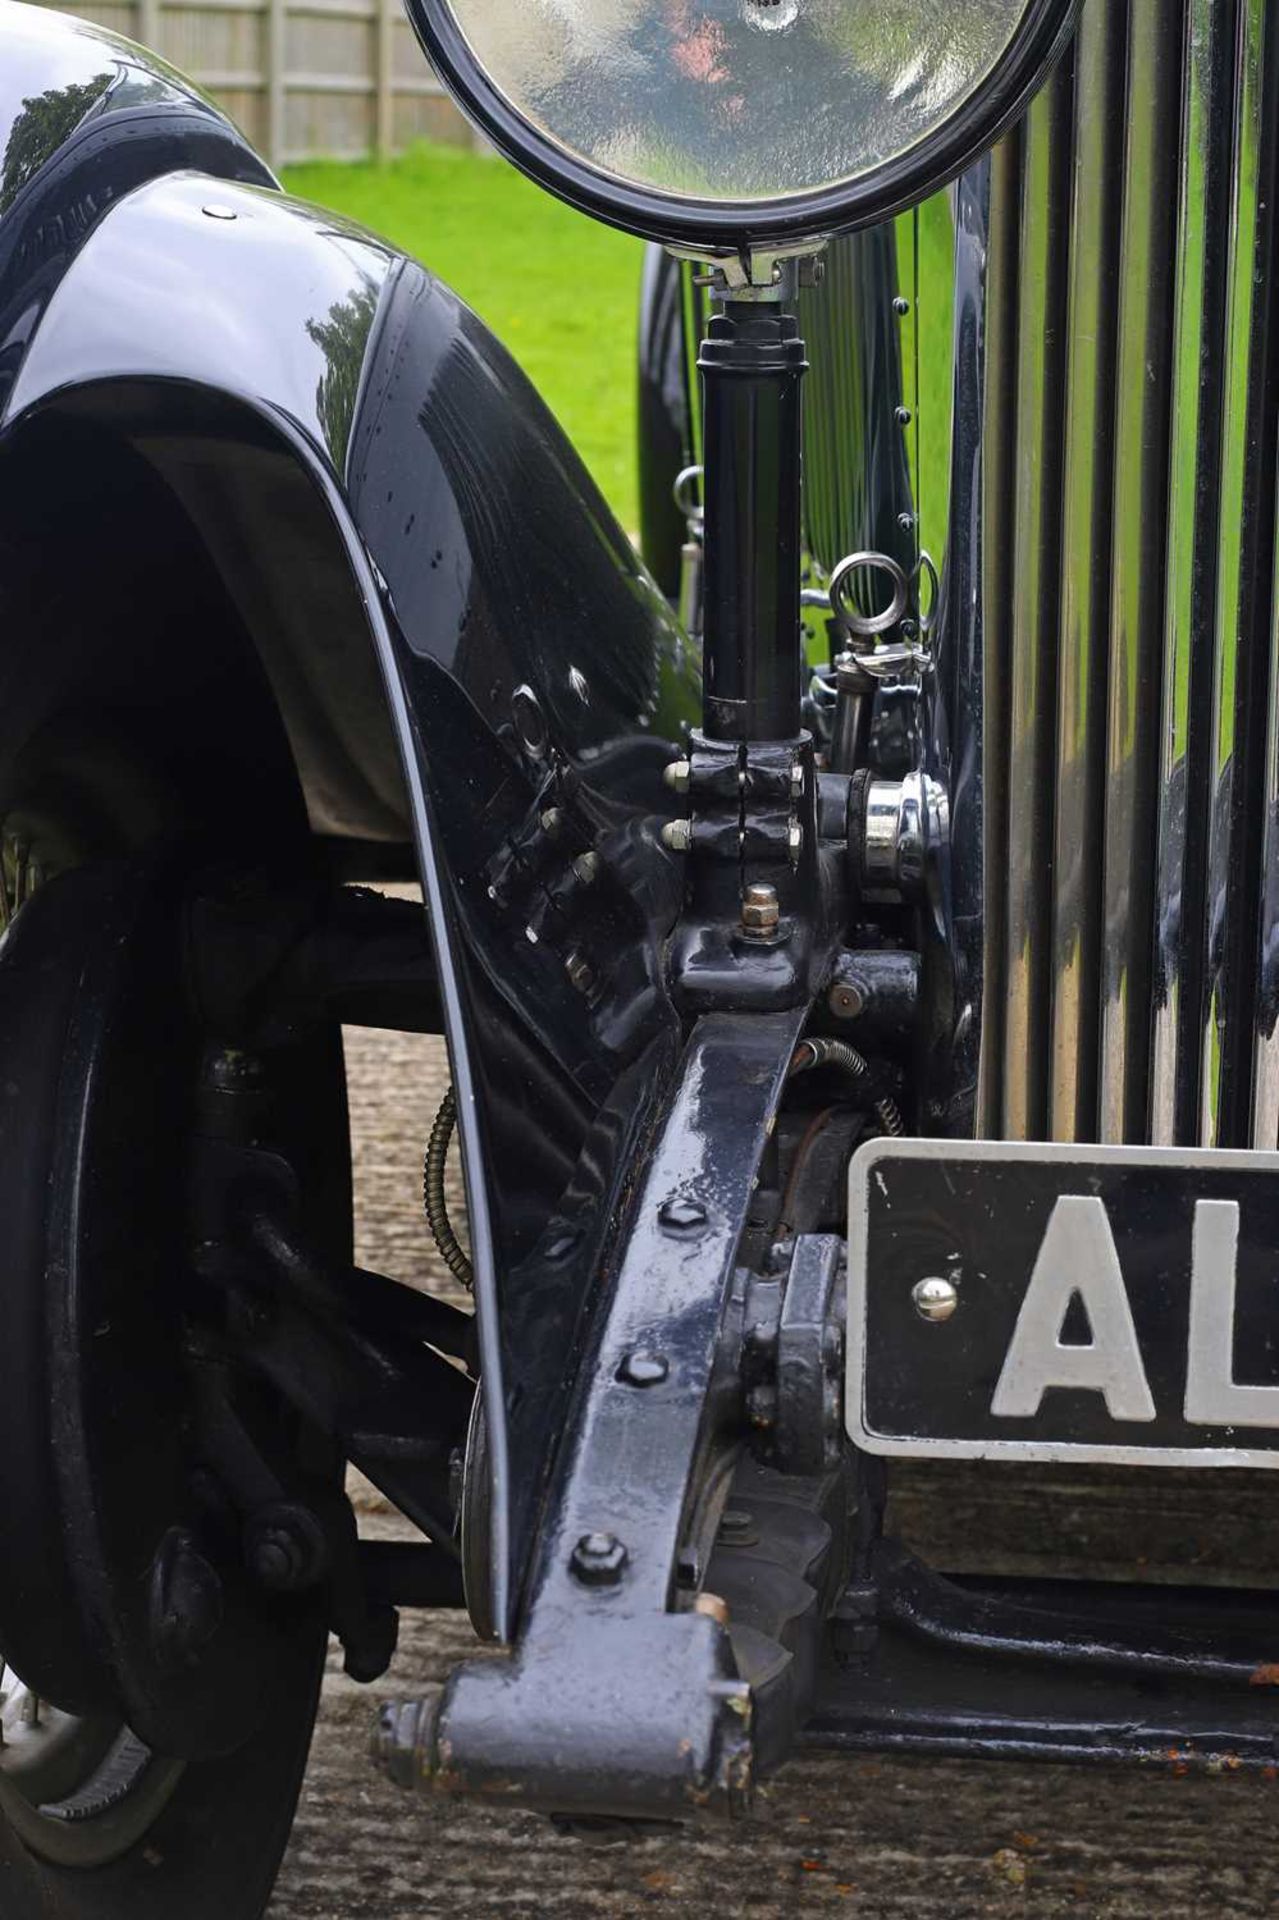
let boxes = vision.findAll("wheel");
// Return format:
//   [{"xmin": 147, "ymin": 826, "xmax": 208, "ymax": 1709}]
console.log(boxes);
[{"xmin": 0, "ymin": 622, "xmax": 352, "ymax": 1912}]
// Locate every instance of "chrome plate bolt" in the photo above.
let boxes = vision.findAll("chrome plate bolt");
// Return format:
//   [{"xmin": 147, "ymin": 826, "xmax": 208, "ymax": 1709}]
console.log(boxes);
[{"xmin": 912, "ymin": 1275, "xmax": 959, "ymax": 1323}]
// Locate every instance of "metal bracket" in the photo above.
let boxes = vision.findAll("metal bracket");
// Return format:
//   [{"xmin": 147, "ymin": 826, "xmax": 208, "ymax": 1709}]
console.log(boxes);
[
  {"xmin": 725, "ymin": 1236, "xmax": 846, "ymax": 1477},
  {"xmin": 663, "ymin": 734, "xmax": 822, "ymax": 1014},
  {"xmin": 666, "ymin": 238, "xmax": 829, "ymax": 303},
  {"xmin": 373, "ymin": 1010, "xmax": 808, "ymax": 1821}
]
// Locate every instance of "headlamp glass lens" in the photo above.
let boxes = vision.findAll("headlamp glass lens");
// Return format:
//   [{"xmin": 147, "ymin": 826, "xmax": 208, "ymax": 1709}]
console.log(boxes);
[{"xmin": 445, "ymin": 0, "xmax": 1027, "ymax": 205}]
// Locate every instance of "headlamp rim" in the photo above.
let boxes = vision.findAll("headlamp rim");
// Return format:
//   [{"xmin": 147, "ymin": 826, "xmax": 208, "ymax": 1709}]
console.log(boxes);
[{"xmin": 405, "ymin": 0, "xmax": 1078, "ymax": 250}]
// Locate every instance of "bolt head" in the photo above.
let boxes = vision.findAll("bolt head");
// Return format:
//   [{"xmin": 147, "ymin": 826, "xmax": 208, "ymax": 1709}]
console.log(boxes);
[
  {"xmin": 539, "ymin": 806, "xmax": 564, "ymax": 835},
  {"xmin": 828, "ymin": 981, "xmax": 866, "ymax": 1021},
  {"xmin": 253, "ymin": 1537, "xmax": 296, "ymax": 1588},
  {"xmin": 618, "ymin": 1348, "xmax": 669, "ymax": 1387},
  {"xmin": 663, "ymin": 758, "xmax": 691, "ymax": 794},
  {"xmin": 658, "ymin": 1195, "xmax": 707, "ymax": 1233},
  {"xmin": 572, "ymin": 851, "xmax": 601, "ymax": 884},
  {"xmin": 203, "ymin": 1046, "xmax": 266, "ymax": 1093},
  {"xmin": 912, "ymin": 1275, "xmax": 959, "ymax": 1323},
  {"xmin": 570, "ymin": 1531, "xmax": 628, "ymax": 1585},
  {"xmin": 245, "ymin": 1503, "xmax": 329, "ymax": 1593},
  {"xmin": 661, "ymin": 817, "xmax": 693, "ymax": 853},
  {"xmin": 740, "ymin": 883, "xmax": 780, "ymax": 934},
  {"xmin": 717, "ymin": 1507, "xmax": 759, "ymax": 1548},
  {"xmin": 564, "ymin": 951, "xmax": 595, "ymax": 994}
]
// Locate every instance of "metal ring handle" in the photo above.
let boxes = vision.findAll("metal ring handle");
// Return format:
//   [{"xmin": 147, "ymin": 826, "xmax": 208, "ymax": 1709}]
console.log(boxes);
[
  {"xmin": 828, "ymin": 550, "xmax": 910, "ymax": 638},
  {"xmin": 673, "ymin": 464, "xmax": 704, "ymax": 525},
  {"xmin": 914, "ymin": 550, "xmax": 940, "ymax": 636}
]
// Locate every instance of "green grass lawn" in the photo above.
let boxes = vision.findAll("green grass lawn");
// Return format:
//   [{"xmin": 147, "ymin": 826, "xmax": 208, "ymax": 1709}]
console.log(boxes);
[{"xmin": 283, "ymin": 145, "xmax": 644, "ymax": 533}]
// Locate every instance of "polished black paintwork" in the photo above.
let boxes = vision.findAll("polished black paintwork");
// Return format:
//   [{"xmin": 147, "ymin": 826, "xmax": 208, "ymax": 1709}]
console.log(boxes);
[
  {"xmin": 0, "ymin": 1, "xmax": 272, "ymax": 415},
  {"xmin": 426, "ymin": 1010, "xmax": 806, "ymax": 1820},
  {"xmin": 1, "ymin": 6, "xmax": 701, "ymax": 1629},
  {"xmin": 809, "ymin": 1569, "xmax": 1279, "ymax": 1770},
  {"xmin": 347, "ymin": 258, "xmax": 700, "ymax": 1607}
]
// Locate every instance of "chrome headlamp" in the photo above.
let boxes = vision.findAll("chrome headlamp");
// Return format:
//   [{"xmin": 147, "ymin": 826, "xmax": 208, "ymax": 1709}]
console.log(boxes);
[{"xmin": 405, "ymin": 0, "xmax": 1077, "ymax": 251}]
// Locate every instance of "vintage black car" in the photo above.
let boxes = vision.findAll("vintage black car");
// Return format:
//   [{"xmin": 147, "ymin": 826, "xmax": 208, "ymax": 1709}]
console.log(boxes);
[{"xmin": 3, "ymin": 0, "xmax": 1278, "ymax": 1912}]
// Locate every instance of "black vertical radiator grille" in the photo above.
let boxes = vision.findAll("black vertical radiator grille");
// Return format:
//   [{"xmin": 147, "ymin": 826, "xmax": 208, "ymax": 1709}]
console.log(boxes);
[{"xmin": 976, "ymin": 0, "xmax": 1279, "ymax": 1149}]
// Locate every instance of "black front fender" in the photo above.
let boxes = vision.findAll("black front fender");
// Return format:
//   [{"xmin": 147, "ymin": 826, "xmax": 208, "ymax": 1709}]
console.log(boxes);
[{"xmin": 2, "ymin": 157, "xmax": 700, "ymax": 1636}]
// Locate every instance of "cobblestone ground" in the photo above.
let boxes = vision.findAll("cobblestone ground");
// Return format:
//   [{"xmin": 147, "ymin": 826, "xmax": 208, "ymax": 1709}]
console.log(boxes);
[{"xmin": 267, "ymin": 1022, "xmax": 1279, "ymax": 1920}]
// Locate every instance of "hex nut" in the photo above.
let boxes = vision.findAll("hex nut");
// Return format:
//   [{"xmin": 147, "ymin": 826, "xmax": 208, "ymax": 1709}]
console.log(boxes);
[
  {"xmin": 570, "ymin": 1531, "xmax": 629, "ymax": 1585},
  {"xmin": 740, "ymin": 884, "xmax": 780, "ymax": 934},
  {"xmin": 717, "ymin": 1507, "xmax": 759, "ymax": 1548},
  {"xmin": 661, "ymin": 818, "xmax": 693, "ymax": 853},
  {"xmin": 663, "ymin": 759, "xmax": 692, "ymax": 794}
]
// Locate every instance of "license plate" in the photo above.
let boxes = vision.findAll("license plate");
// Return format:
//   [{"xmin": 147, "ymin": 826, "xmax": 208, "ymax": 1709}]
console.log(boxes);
[{"xmin": 846, "ymin": 1138, "xmax": 1279, "ymax": 1468}]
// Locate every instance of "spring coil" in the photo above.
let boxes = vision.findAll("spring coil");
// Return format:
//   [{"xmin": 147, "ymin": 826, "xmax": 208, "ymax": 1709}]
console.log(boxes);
[
  {"xmin": 423, "ymin": 1084, "xmax": 473, "ymax": 1290},
  {"xmin": 788, "ymin": 1036, "xmax": 905, "ymax": 1137}
]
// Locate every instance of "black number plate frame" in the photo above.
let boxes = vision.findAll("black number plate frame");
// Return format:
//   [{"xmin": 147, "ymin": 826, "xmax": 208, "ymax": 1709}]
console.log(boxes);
[{"xmin": 846, "ymin": 1138, "xmax": 1279, "ymax": 1469}]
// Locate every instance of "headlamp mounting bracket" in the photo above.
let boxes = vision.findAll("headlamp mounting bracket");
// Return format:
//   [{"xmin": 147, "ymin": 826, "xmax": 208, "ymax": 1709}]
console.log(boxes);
[{"xmin": 668, "ymin": 238, "xmax": 830, "ymax": 303}]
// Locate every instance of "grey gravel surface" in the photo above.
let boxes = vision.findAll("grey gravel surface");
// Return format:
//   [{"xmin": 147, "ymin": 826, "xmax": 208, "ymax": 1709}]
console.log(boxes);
[{"xmin": 267, "ymin": 1022, "xmax": 1279, "ymax": 1920}]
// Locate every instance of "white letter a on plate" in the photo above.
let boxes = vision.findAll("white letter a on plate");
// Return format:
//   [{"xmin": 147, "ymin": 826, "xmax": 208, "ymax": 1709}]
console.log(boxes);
[{"xmin": 991, "ymin": 1195, "xmax": 1156, "ymax": 1423}]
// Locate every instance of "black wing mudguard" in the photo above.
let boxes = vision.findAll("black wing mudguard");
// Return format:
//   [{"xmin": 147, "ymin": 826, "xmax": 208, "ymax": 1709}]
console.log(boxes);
[{"xmin": 1, "ymin": 3, "xmax": 700, "ymax": 1640}]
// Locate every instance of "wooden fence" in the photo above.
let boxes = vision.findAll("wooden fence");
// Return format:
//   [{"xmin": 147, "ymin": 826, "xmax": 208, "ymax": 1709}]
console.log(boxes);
[{"xmin": 32, "ymin": 0, "xmax": 479, "ymax": 166}]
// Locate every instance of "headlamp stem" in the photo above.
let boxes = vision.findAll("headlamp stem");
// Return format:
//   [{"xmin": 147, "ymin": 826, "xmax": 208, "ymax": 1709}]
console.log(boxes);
[{"xmin": 696, "ymin": 255, "xmax": 818, "ymax": 742}]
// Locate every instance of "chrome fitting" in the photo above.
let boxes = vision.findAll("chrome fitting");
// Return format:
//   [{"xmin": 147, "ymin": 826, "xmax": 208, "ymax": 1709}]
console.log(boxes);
[
  {"xmin": 370, "ymin": 1690, "xmax": 443, "ymax": 1793},
  {"xmin": 855, "ymin": 771, "xmax": 946, "ymax": 904}
]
